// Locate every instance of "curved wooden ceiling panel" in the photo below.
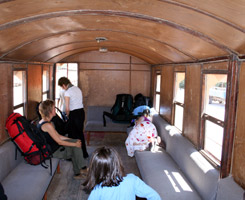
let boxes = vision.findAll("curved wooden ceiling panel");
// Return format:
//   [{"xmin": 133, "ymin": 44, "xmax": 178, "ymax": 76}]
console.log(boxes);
[
  {"xmin": 174, "ymin": 0, "xmax": 245, "ymax": 29},
  {"xmin": 31, "ymin": 41, "xmax": 170, "ymax": 63},
  {"xmin": 0, "ymin": 0, "xmax": 244, "ymax": 64},
  {"xmin": 0, "ymin": 15, "xmax": 226, "ymax": 62},
  {"xmin": 5, "ymin": 31, "xmax": 192, "ymax": 63},
  {"xmin": 47, "ymin": 47, "xmax": 160, "ymax": 64}
]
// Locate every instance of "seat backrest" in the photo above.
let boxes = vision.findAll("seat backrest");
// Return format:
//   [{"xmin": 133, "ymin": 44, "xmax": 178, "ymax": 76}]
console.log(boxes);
[
  {"xmin": 152, "ymin": 114, "xmax": 220, "ymax": 200},
  {"xmin": 0, "ymin": 141, "xmax": 23, "ymax": 182},
  {"xmin": 216, "ymin": 176, "xmax": 244, "ymax": 200},
  {"xmin": 86, "ymin": 106, "xmax": 111, "ymax": 121},
  {"xmin": 167, "ymin": 132, "xmax": 219, "ymax": 200}
]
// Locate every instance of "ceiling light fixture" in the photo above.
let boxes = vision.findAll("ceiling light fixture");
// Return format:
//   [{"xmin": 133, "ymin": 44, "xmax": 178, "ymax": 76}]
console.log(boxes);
[{"xmin": 96, "ymin": 37, "xmax": 108, "ymax": 43}]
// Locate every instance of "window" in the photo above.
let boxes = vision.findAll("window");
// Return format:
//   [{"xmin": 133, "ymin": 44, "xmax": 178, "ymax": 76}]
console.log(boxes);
[
  {"xmin": 42, "ymin": 66, "xmax": 49, "ymax": 100},
  {"xmin": 154, "ymin": 71, "xmax": 161, "ymax": 113},
  {"xmin": 173, "ymin": 72, "xmax": 185, "ymax": 131},
  {"xmin": 55, "ymin": 63, "xmax": 78, "ymax": 103},
  {"xmin": 201, "ymin": 73, "xmax": 227, "ymax": 165},
  {"xmin": 13, "ymin": 70, "xmax": 27, "ymax": 115}
]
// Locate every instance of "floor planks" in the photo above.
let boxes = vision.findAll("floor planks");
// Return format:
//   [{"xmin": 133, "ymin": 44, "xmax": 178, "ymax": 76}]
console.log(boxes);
[{"xmin": 46, "ymin": 132, "xmax": 141, "ymax": 200}]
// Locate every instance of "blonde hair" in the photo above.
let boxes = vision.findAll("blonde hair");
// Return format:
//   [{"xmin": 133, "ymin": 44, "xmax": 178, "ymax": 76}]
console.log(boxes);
[{"xmin": 39, "ymin": 99, "xmax": 55, "ymax": 118}]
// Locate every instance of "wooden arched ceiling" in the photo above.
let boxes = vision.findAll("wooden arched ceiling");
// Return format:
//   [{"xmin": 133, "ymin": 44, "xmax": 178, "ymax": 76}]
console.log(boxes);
[{"xmin": 0, "ymin": 0, "xmax": 245, "ymax": 64}]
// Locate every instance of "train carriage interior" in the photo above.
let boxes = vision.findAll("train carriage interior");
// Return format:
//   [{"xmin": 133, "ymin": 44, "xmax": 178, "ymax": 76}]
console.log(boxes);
[{"xmin": 0, "ymin": 0, "xmax": 245, "ymax": 199}]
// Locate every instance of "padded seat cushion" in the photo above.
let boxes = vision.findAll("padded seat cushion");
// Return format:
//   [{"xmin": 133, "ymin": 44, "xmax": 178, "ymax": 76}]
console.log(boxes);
[
  {"xmin": 2, "ymin": 158, "xmax": 59, "ymax": 200},
  {"xmin": 216, "ymin": 176, "xmax": 245, "ymax": 200},
  {"xmin": 135, "ymin": 150, "xmax": 201, "ymax": 200},
  {"xmin": 85, "ymin": 121, "xmax": 129, "ymax": 132}
]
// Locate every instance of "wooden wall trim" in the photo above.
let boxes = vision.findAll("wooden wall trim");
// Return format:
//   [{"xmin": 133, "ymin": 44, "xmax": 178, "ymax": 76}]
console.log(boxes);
[{"xmin": 220, "ymin": 55, "xmax": 240, "ymax": 178}]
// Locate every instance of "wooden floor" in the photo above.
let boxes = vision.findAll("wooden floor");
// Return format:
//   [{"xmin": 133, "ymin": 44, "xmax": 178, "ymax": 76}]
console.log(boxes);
[{"xmin": 46, "ymin": 132, "xmax": 141, "ymax": 200}]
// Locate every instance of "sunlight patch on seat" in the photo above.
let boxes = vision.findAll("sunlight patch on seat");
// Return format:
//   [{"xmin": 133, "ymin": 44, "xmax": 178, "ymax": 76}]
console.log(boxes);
[
  {"xmin": 164, "ymin": 170, "xmax": 193, "ymax": 192},
  {"xmin": 190, "ymin": 151, "xmax": 213, "ymax": 173},
  {"xmin": 165, "ymin": 125, "xmax": 180, "ymax": 136},
  {"xmin": 165, "ymin": 125, "xmax": 172, "ymax": 131},
  {"xmin": 172, "ymin": 172, "xmax": 192, "ymax": 192},
  {"xmin": 164, "ymin": 170, "xmax": 180, "ymax": 192}
]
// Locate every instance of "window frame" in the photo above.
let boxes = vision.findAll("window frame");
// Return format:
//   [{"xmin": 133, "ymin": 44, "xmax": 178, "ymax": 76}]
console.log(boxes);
[
  {"xmin": 200, "ymin": 70, "xmax": 228, "ymax": 167},
  {"xmin": 42, "ymin": 65, "xmax": 50, "ymax": 101},
  {"xmin": 198, "ymin": 58, "xmax": 242, "ymax": 179},
  {"xmin": 172, "ymin": 70, "xmax": 185, "ymax": 132},
  {"xmin": 13, "ymin": 68, "xmax": 27, "ymax": 116},
  {"xmin": 154, "ymin": 70, "xmax": 161, "ymax": 113}
]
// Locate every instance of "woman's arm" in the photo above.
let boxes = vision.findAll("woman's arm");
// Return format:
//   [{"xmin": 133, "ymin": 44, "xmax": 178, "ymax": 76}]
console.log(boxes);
[
  {"xmin": 41, "ymin": 122, "xmax": 81, "ymax": 148},
  {"xmin": 133, "ymin": 174, "xmax": 161, "ymax": 200},
  {"xmin": 65, "ymin": 96, "xmax": 70, "ymax": 117},
  {"xmin": 59, "ymin": 135, "xmax": 70, "ymax": 141}
]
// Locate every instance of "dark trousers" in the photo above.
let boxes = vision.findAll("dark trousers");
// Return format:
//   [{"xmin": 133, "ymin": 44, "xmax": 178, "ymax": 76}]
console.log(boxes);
[
  {"xmin": 0, "ymin": 183, "xmax": 7, "ymax": 200},
  {"xmin": 69, "ymin": 108, "xmax": 88, "ymax": 158}
]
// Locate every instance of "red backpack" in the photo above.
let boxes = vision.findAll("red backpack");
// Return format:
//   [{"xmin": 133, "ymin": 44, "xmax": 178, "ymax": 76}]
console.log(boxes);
[{"xmin": 5, "ymin": 113, "xmax": 53, "ymax": 173}]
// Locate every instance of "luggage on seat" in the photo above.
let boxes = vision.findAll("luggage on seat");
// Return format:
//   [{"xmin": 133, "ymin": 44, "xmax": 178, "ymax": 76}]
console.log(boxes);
[
  {"xmin": 5, "ymin": 113, "xmax": 53, "ymax": 174},
  {"xmin": 134, "ymin": 93, "xmax": 153, "ymax": 108},
  {"xmin": 103, "ymin": 94, "xmax": 133, "ymax": 126}
]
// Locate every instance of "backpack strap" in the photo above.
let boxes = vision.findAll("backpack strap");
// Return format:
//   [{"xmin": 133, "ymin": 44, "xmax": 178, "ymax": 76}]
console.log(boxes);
[
  {"xmin": 15, "ymin": 146, "xmax": 18, "ymax": 160},
  {"xmin": 103, "ymin": 111, "xmax": 113, "ymax": 127},
  {"xmin": 39, "ymin": 121, "xmax": 50, "ymax": 126},
  {"xmin": 37, "ymin": 121, "xmax": 53, "ymax": 175},
  {"xmin": 37, "ymin": 121, "xmax": 51, "ymax": 132}
]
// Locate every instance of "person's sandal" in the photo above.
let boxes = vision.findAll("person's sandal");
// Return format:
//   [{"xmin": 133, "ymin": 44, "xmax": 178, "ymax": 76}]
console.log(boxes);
[
  {"xmin": 80, "ymin": 167, "xmax": 88, "ymax": 175},
  {"xmin": 73, "ymin": 173, "xmax": 87, "ymax": 180}
]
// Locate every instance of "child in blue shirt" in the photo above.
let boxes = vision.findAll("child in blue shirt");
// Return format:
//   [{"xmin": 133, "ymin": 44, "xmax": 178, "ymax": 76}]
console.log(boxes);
[{"xmin": 83, "ymin": 146, "xmax": 161, "ymax": 200}]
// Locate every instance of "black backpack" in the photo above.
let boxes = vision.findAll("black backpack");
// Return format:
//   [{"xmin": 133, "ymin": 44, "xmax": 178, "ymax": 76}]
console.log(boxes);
[
  {"xmin": 5, "ymin": 113, "xmax": 53, "ymax": 174},
  {"xmin": 134, "ymin": 93, "xmax": 153, "ymax": 108},
  {"xmin": 51, "ymin": 107, "xmax": 70, "ymax": 136},
  {"xmin": 134, "ymin": 93, "xmax": 146, "ymax": 108},
  {"xmin": 103, "ymin": 94, "xmax": 133, "ymax": 126}
]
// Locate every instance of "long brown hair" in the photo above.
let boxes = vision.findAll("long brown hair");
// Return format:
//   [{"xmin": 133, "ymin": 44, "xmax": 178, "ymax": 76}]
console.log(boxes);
[{"xmin": 83, "ymin": 146, "xmax": 125, "ymax": 191}]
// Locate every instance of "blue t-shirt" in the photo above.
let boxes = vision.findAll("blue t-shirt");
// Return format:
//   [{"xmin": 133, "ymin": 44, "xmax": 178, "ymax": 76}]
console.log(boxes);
[{"xmin": 88, "ymin": 173, "xmax": 161, "ymax": 200}]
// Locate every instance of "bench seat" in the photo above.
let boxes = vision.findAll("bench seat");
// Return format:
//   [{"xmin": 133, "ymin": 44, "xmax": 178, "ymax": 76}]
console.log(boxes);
[
  {"xmin": 135, "ymin": 150, "xmax": 201, "ymax": 200},
  {"xmin": 85, "ymin": 106, "xmax": 130, "ymax": 145},
  {"xmin": 0, "ymin": 141, "xmax": 59, "ymax": 200},
  {"xmin": 134, "ymin": 114, "xmax": 244, "ymax": 200}
]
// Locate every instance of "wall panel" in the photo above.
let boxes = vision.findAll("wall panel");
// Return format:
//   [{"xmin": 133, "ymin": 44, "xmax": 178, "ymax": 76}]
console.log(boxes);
[
  {"xmin": 232, "ymin": 61, "xmax": 245, "ymax": 188},
  {"xmin": 160, "ymin": 65, "xmax": 173, "ymax": 122},
  {"xmin": 203, "ymin": 61, "xmax": 228, "ymax": 70},
  {"xmin": 80, "ymin": 70, "xmax": 130, "ymax": 107},
  {"xmin": 80, "ymin": 63, "xmax": 129, "ymax": 70},
  {"xmin": 183, "ymin": 64, "xmax": 201, "ymax": 146},
  {"xmin": 0, "ymin": 63, "xmax": 12, "ymax": 144},
  {"xmin": 64, "ymin": 51, "xmax": 151, "ymax": 107},
  {"xmin": 27, "ymin": 64, "xmax": 42, "ymax": 120},
  {"xmin": 131, "ymin": 71, "xmax": 151, "ymax": 98}
]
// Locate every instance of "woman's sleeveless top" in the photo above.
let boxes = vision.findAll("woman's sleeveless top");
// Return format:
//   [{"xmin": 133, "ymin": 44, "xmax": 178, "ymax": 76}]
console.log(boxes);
[{"xmin": 37, "ymin": 121, "xmax": 60, "ymax": 153}]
